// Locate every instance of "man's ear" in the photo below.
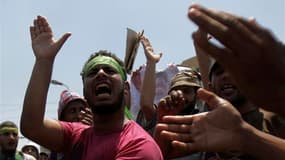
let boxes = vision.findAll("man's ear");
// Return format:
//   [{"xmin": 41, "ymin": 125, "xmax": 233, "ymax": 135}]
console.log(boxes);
[
  {"xmin": 124, "ymin": 81, "xmax": 131, "ymax": 109},
  {"xmin": 124, "ymin": 81, "xmax": 130, "ymax": 90}
]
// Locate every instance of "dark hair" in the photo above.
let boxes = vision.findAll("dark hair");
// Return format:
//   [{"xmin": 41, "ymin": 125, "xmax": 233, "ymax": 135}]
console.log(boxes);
[{"xmin": 80, "ymin": 50, "xmax": 126, "ymax": 79}]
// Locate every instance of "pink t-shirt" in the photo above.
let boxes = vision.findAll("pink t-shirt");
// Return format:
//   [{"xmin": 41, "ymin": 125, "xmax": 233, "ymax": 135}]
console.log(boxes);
[{"xmin": 60, "ymin": 120, "xmax": 163, "ymax": 160}]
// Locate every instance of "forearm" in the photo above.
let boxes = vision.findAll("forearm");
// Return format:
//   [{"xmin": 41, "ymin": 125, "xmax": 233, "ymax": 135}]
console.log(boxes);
[
  {"xmin": 240, "ymin": 122, "xmax": 285, "ymax": 160},
  {"xmin": 140, "ymin": 61, "xmax": 157, "ymax": 120},
  {"xmin": 21, "ymin": 59, "xmax": 54, "ymax": 135}
]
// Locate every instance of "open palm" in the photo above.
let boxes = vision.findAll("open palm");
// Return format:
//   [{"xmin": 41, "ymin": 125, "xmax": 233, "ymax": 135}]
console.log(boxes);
[
  {"xmin": 30, "ymin": 16, "xmax": 71, "ymax": 60},
  {"xmin": 140, "ymin": 36, "xmax": 162, "ymax": 63}
]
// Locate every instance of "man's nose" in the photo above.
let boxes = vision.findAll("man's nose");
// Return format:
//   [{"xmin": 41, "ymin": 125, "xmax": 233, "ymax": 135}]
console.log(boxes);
[
  {"xmin": 221, "ymin": 70, "xmax": 230, "ymax": 80},
  {"xmin": 74, "ymin": 109, "xmax": 83, "ymax": 121},
  {"xmin": 9, "ymin": 133, "xmax": 17, "ymax": 139},
  {"xmin": 77, "ymin": 111, "xmax": 83, "ymax": 119},
  {"xmin": 96, "ymin": 68, "xmax": 107, "ymax": 77}
]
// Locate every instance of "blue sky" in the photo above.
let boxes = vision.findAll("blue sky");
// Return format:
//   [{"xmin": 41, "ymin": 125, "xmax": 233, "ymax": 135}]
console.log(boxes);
[{"xmin": 1, "ymin": 0, "xmax": 284, "ymax": 149}]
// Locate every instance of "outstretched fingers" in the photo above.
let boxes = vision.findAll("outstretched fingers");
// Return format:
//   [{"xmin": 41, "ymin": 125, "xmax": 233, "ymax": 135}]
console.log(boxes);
[
  {"xmin": 38, "ymin": 16, "xmax": 52, "ymax": 33},
  {"xmin": 141, "ymin": 36, "xmax": 151, "ymax": 46},
  {"xmin": 197, "ymin": 88, "xmax": 226, "ymax": 110},
  {"xmin": 192, "ymin": 30, "xmax": 231, "ymax": 66},
  {"xmin": 190, "ymin": 5, "xmax": 264, "ymax": 56},
  {"xmin": 140, "ymin": 35, "xmax": 162, "ymax": 63},
  {"xmin": 158, "ymin": 127, "xmax": 192, "ymax": 143},
  {"xmin": 171, "ymin": 141, "xmax": 196, "ymax": 154},
  {"xmin": 162, "ymin": 114, "xmax": 194, "ymax": 124},
  {"xmin": 188, "ymin": 6, "xmax": 237, "ymax": 51},
  {"xmin": 32, "ymin": 18, "xmax": 40, "ymax": 38},
  {"xmin": 30, "ymin": 26, "xmax": 36, "ymax": 40},
  {"xmin": 157, "ymin": 123, "xmax": 192, "ymax": 133},
  {"xmin": 37, "ymin": 16, "xmax": 45, "ymax": 33},
  {"xmin": 141, "ymin": 36, "xmax": 153, "ymax": 52},
  {"xmin": 156, "ymin": 125, "xmax": 194, "ymax": 156},
  {"xmin": 36, "ymin": 16, "xmax": 51, "ymax": 34},
  {"xmin": 30, "ymin": 16, "xmax": 52, "ymax": 40}
]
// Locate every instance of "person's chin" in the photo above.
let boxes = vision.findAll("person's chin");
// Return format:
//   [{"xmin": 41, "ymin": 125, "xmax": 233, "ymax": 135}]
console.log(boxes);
[
  {"xmin": 6, "ymin": 147, "xmax": 17, "ymax": 152},
  {"xmin": 221, "ymin": 94, "xmax": 237, "ymax": 102},
  {"xmin": 92, "ymin": 106, "xmax": 119, "ymax": 115},
  {"xmin": 93, "ymin": 101, "xmax": 114, "ymax": 107}
]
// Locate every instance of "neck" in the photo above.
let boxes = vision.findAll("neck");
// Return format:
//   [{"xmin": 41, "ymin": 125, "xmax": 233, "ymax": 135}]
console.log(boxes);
[
  {"xmin": 238, "ymin": 100, "xmax": 258, "ymax": 115},
  {"xmin": 92, "ymin": 108, "xmax": 129, "ymax": 134},
  {"xmin": 1, "ymin": 149, "xmax": 16, "ymax": 158}
]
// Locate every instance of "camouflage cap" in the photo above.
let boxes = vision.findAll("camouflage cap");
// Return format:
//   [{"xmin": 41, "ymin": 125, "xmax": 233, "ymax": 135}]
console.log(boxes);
[{"xmin": 169, "ymin": 69, "xmax": 201, "ymax": 92}]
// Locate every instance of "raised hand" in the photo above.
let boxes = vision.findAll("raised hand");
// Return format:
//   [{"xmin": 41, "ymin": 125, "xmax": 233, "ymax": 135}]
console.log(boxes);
[
  {"xmin": 140, "ymin": 36, "xmax": 162, "ymax": 63},
  {"xmin": 154, "ymin": 88, "xmax": 244, "ymax": 158},
  {"xmin": 155, "ymin": 90, "xmax": 186, "ymax": 158},
  {"xmin": 80, "ymin": 107, "xmax": 93, "ymax": 126},
  {"xmin": 157, "ymin": 90, "xmax": 185, "ymax": 122},
  {"xmin": 188, "ymin": 4, "xmax": 285, "ymax": 115},
  {"xmin": 30, "ymin": 16, "xmax": 71, "ymax": 60},
  {"xmin": 139, "ymin": 36, "xmax": 162, "ymax": 121},
  {"xmin": 21, "ymin": 16, "xmax": 71, "ymax": 151}
]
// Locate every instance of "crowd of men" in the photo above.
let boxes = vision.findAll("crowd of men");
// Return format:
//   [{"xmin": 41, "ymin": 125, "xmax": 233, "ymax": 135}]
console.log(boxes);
[{"xmin": 1, "ymin": 3, "xmax": 285, "ymax": 160}]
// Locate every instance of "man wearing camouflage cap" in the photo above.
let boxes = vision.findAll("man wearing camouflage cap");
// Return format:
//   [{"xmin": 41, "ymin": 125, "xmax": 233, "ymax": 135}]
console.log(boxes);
[
  {"xmin": 137, "ymin": 67, "xmax": 202, "ymax": 160},
  {"xmin": 158, "ymin": 69, "xmax": 202, "ymax": 118},
  {"xmin": 137, "ymin": 68, "xmax": 202, "ymax": 135},
  {"xmin": 136, "ymin": 36, "xmax": 202, "ymax": 137},
  {"xmin": 154, "ymin": 69, "xmax": 202, "ymax": 159}
]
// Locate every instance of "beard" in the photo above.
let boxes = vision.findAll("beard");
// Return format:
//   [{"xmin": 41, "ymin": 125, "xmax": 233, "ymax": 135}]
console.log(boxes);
[
  {"xmin": 88, "ymin": 88, "xmax": 125, "ymax": 115},
  {"xmin": 179, "ymin": 101, "xmax": 196, "ymax": 115},
  {"xmin": 214, "ymin": 87, "xmax": 247, "ymax": 109},
  {"xmin": 230, "ymin": 93, "xmax": 247, "ymax": 108},
  {"xmin": 1, "ymin": 146, "xmax": 17, "ymax": 157}
]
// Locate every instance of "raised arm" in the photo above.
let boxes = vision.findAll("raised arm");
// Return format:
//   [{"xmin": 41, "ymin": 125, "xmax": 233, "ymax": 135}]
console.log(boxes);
[
  {"xmin": 139, "ymin": 36, "xmax": 162, "ymax": 121},
  {"xmin": 188, "ymin": 4, "xmax": 285, "ymax": 116},
  {"xmin": 21, "ymin": 16, "xmax": 71, "ymax": 151}
]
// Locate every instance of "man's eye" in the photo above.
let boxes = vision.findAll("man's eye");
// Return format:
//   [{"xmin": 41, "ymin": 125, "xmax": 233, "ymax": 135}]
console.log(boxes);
[
  {"xmin": 2, "ymin": 132, "xmax": 17, "ymax": 137},
  {"xmin": 3, "ymin": 132, "xmax": 10, "ymax": 136},
  {"xmin": 70, "ymin": 108, "xmax": 76, "ymax": 113},
  {"xmin": 87, "ymin": 69, "xmax": 99, "ymax": 76},
  {"xmin": 104, "ymin": 68, "xmax": 117, "ymax": 74}
]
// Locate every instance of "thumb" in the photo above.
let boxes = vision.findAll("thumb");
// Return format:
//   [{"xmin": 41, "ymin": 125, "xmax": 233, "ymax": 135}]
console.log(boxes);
[
  {"xmin": 56, "ymin": 32, "xmax": 71, "ymax": 49},
  {"xmin": 197, "ymin": 88, "xmax": 224, "ymax": 110},
  {"xmin": 155, "ymin": 52, "xmax": 163, "ymax": 62}
]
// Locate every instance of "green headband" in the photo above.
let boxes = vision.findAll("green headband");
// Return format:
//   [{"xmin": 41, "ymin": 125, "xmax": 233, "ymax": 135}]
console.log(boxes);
[
  {"xmin": 82, "ymin": 55, "xmax": 126, "ymax": 80},
  {"xmin": 0, "ymin": 127, "xmax": 18, "ymax": 135}
]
